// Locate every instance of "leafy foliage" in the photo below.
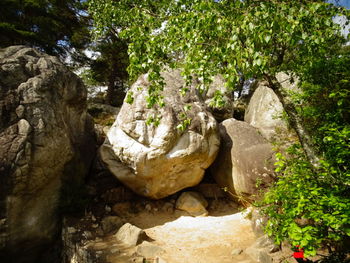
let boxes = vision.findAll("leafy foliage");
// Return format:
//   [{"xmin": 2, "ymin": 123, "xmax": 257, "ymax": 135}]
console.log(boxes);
[
  {"xmin": 0, "ymin": 0, "xmax": 90, "ymax": 56},
  {"xmin": 81, "ymin": 34, "xmax": 129, "ymax": 106},
  {"xmin": 260, "ymin": 46, "xmax": 350, "ymax": 257},
  {"xmin": 88, "ymin": 0, "xmax": 348, "ymax": 103}
]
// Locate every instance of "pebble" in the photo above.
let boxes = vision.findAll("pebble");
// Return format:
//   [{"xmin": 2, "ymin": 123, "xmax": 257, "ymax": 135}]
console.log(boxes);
[
  {"xmin": 105, "ymin": 205, "xmax": 111, "ymax": 213},
  {"xmin": 232, "ymin": 248, "xmax": 243, "ymax": 256}
]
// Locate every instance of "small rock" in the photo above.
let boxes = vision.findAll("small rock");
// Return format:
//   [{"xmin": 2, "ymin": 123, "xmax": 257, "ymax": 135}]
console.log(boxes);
[
  {"xmin": 92, "ymin": 224, "xmax": 99, "ymax": 228},
  {"xmin": 15, "ymin": 105, "xmax": 25, "ymax": 118},
  {"xmin": 103, "ymin": 126, "xmax": 110, "ymax": 135},
  {"xmin": 269, "ymin": 245, "xmax": 280, "ymax": 253},
  {"xmin": 257, "ymin": 250, "xmax": 273, "ymax": 263},
  {"xmin": 246, "ymin": 238, "xmax": 274, "ymax": 263},
  {"xmin": 131, "ymin": 256, "xmax": 144, "ymax": 263},
  {"xmin": 114, "ymin": 223, "xmax": 146, "ymax": 247},
  {"xmin": 110, "ymin": 248, "xmax": 119, "ymax": 254},
  {"xmin": 83, "ymin": 231, "xmax": 93, "ymax": 239},
  {"xmin": 95, "ymin": 227, "xmax": 104, "ymax": 237},
  {"xmin": 231, "ymin": 248, "xmax": 243, "ymax": 256},
  {"xmin": 194, "ymin": 183, "xmax": 225, "ymax": 199},
  {"xmin": 101, "ymin": 216, "xmax": 124, "ymax": 234},
  {"xmin": 67, "ymin": 227, "xmax": 77, "ymax": 234},
  {"xmin": 145, "ymin": 204, "xmax": 152, "ymax": 212},
  {"xmin": 91, "ymin": 215, "xmax": 96, "ymax": 222},
  {"xmin": 175, "ymin": 191, "xmax": 208, "ymax": 217},
  {"xmin": 250, "ymin": 208, "xmax": 268, "ymax": 237},
  {"xmin": 136, "ymin": 241, "xmax": 165, "ymax": 258},
  {"xmin": 161, "ymin": 202, "xmax": 174, "ymax": 213},
  {"xmin": 256, "ymin": 235, "xmax": 280, "ymax": 252},
  {"xmin": 0, "ymin": 218, "xmax": 6, "ymax": 226},
  {"xmin": 208, "ymin": 199, "xmax": 221, "ymax": 210},
  {"xmin": 105, "ymin": 205, "xmax": 112, "ymax": 213},
  {"xmin": 112, "ymin": 202, "xmax": 131, "ymax": 216},
  {"xmin": 17, "ymin": 119, "xmax": 32, "ymax": 135}
]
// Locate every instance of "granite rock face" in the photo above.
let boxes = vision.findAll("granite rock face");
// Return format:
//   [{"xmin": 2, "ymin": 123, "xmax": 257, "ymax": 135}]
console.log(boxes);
[
  {"xmin": 100, "ymin": 69, "xmax": 220, "ymax": 199},
  {"xmin": 0, "ymin": 46, "xmax": 95, "ymax": 262},
  {"xmin": 211, "ymin": 119, "xmax": 275, "ymax": 198},
  {"xmin": 244, "ymin": 82, "xmax": 287, "ymax": 141},
  {"xmin": 245, "ymin": 74, "xmax": 299, "ymax": 142}
]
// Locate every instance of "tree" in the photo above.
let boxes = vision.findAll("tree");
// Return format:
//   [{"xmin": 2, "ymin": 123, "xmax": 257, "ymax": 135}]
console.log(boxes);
[
  {"xmin": 89, "ymin": 0, "xmax": 348, "ymax": 165},
  {"xmin": 88, "ymin": 0, "xmax": 350, "ymax": 256},
  {"xmin": 0, "ymin": 0, "xmax": 130, "ymax": 106},
  {"xmin": 261, "ymin": 45, "xmax": 350, "ymax": 257},
  {"xmin": 0, "ymin": 0, "xmax": 90, "ymax": 57},
  {"xmin": 81, "ymin": 34, "xmax": 129, "ymax": 106}
]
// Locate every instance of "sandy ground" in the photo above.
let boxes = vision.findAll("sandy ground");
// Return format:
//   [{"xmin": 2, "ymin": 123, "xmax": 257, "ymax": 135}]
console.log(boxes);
[
  {"xmin": 118, "ymin": 203, "xmax": 259, "ymax": 263},
  {"xmin": 65, "ymin": 196, "xmax": 299, "ymax": 263},
  {"xmin": 143, "ymin": 213, "xmax": 257, "ymax": 263}
]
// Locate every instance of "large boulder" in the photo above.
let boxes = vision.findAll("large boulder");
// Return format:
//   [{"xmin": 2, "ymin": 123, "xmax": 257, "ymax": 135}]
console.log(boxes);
[
  {"xmin": 244, "ymin": 82, "xmax": 287, "ymax": 141},
  {"xmin": 245, "ymin": 73, "xmax": 300, "ymax": 142},
  {"xmin": 210, "ymin": 119, "xmax": 275, "ymax": 198},
  {"xmin": 0, "ymin": 46, "xmax": 95, "ymax": 262},
  {"xmin": 100, "ymin": 69, "xmax": 220, "ymax": 199},
  {"xmin": 275, "ymin": 71, "xmax": 300, "ymax": 92}
]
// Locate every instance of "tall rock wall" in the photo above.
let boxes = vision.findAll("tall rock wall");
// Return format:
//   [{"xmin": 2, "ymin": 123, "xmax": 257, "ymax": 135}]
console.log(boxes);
[{"xmin": 0, "ymin": 46, "xmax": 96, "ymax": 262}]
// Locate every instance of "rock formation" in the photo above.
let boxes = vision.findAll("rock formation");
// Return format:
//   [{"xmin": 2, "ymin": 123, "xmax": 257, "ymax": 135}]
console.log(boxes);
[
  {"xmin": 244, "ymin": 81, "xmax": 287, "ymax": 141},
  {"xmin": 210, "ymin": 119, "xmax": 275, "ymax": 198},
  {"xmin": 100, "ymin": 69, "xmax": 220, "ymax": 199},
  {"xmin": 245, "ymin": 73, "xmax": 299, "ymax": 142},
  {"xmin": 0, "ymin": 46, "xmax": 95, "ymax": 262}
]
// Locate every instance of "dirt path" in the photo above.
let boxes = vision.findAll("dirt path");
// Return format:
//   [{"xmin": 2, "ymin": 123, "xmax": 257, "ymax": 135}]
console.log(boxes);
[
  {"xmin": 64, "ymin": 190, "xmax": 263, "ymax": 263},
  {"xmin": 119, "ymin": 202, "xmax": 258, "ymax": 263},
  {"xmin": 143, "ymin": 213, "xmax": 257, "ymax": 263}
]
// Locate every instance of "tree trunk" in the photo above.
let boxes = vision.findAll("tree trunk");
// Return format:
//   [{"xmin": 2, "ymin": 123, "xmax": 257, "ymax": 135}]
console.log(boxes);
[
  {"xmin": 106, "ymin": 62, "xmax": 118, "ymax": 106},
  {"xmin": 266, "ymin": 75, "xmax": 320, "ymax": 168}
]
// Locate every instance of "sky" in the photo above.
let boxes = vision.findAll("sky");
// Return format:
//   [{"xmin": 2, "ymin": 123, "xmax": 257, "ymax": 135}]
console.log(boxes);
[
  {"xmin": 329, "ymin": 0, "xmax": 350, "ymax": 9},
  {"xmin": 327, "ymin": 0, "xmax": 350, "ymax": 38}
]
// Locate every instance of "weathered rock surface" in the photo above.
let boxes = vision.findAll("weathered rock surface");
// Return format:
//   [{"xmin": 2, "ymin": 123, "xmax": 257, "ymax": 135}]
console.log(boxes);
[
  {"xmin": 115, "ymin": 223, "xmax": 146, "ymax": 247},
  {"xmin": 0, "ymin": 46, "xmax": 95, "ymax": 262},
  {"xmin": 250, "ymin": 208, "xmax": 268, "ymax": 237},
  {"xmin": 62, "ymin": 217, "xmax": 133, "ymax": 263},
  {"xmin": 244, "ymin": 82, "xmax": 287, "ymax": 141},
  {"xmin": 101, "ymin": 216, "xmax": 124, "ymax": 235},
  {"xmin": 193, "ymin": 183, "xmax": 225, "ymax": 199},
  {"xmin": 175, "ymin": 191, "xmax": 208, "ymax": 216},
  {"xmin": 210, "ymin": 119, "xmax": 275, "ymax": 198},
  {"xmin": 246, "ymin": 235, "xmax": 281, "ymax": 263},
  {"xmin": 100, "ymin": 69, "xmax": 220, "ymax": 199},
  {"xmin": 275, "ymin": 72, "xmax": 300, "ymax": 92}
]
